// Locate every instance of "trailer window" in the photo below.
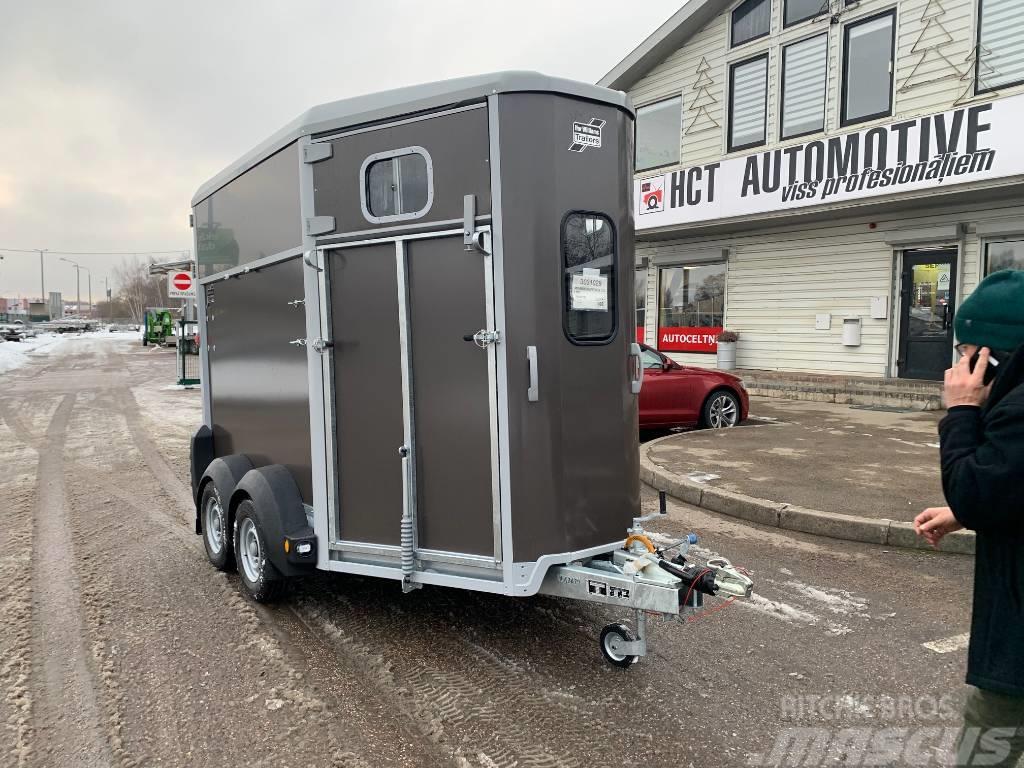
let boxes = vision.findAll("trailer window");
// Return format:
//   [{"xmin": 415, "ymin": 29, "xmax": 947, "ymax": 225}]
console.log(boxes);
[
  {"xmin": 562, "ymin": 213, "xmax": 617, "ymax": 344},
  {"xmin": 360, "ymin": 146, "xmax": 433, "ymax": 224}
]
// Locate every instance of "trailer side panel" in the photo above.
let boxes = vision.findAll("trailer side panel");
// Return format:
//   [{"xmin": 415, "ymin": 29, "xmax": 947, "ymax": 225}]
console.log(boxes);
[{"xmin": 205, "ymin": 256, "xmax": 313, "ymax": 503}]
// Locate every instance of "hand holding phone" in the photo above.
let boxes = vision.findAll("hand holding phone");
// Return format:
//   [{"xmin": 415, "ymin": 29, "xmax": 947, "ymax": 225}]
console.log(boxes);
[{"xmin": 969, "ymin": 349, "xmax": 1001, "ymax": 386}]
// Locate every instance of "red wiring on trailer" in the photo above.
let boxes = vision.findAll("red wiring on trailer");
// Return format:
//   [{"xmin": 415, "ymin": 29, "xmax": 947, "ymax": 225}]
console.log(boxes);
[{"xmin": 686, "ymin": 596, "xmax": 737, "ymax": 623}]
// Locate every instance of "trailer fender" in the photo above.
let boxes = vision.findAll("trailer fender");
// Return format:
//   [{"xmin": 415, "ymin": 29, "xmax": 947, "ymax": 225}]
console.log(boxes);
[
  {"xmin": 195, "ymin": 454, "xmax": 254, "ymax": 536},
  {"xmin": 229, "ymin": 465, "xmax": 316, "ymax": 578},
  {"xmin": 190, "ymin": 425, "xmax": 215, "ymax": 501}
]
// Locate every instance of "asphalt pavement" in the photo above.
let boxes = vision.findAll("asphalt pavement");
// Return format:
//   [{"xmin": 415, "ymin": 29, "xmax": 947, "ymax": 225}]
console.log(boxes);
[
  {"xmin": 0, "ymin": 335, "xmax": 978, "ymax": 768},
  {"xmin": 646, "ymin": 398, "xmax": 946, "ymax": 522}
]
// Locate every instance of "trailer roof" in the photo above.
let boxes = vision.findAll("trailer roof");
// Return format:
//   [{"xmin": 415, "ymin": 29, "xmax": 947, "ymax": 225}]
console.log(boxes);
[{"xmin": 192, "ymin": 71, "xmax": 633, "ymax": 206}]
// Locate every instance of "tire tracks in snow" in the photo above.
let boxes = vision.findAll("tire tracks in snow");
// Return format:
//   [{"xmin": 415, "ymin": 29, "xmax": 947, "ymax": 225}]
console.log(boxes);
[{"xmin": 28, "ymin": 393, "xmax": 114, "ymax": 767}]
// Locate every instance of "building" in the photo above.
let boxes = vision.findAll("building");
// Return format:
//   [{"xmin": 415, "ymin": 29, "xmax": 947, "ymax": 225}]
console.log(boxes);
[{"xmin": 601, "ymin": 0, "xmax": 1024, "ymax": 380}]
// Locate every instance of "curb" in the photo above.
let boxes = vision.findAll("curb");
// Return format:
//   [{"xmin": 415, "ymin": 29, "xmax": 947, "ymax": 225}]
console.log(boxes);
[{"xmin": 640, "ymin": 434, "xmax": 975, "ymax": 555}]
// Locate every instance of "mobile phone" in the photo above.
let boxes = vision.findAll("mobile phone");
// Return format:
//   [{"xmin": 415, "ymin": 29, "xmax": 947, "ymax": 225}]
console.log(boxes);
[{"xmin": 969, "ymin": 349, "xmax": 1001, "ymax": 386}]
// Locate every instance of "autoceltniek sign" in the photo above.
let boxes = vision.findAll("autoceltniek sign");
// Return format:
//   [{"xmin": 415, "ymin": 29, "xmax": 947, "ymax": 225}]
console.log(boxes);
[{"xmin": 635, "ymin": 95, "xmax": 1024, "ymax": 229}]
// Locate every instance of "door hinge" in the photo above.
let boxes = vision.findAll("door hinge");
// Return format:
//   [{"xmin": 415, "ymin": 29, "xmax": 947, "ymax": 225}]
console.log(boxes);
[
  {"xmin": 463, "ymin": 194, "xmax": 492, "ymax": 255},
  {"xmin": 305, "ymin": 216, "xmax": 335, "ymax": 236},
  {"xmin": 303, "ymin": 142, "xmax": 333, "ymax": 164},
  {"xmin": 312, "ymin": 338, "xmax": 333, "ymax": 354}
]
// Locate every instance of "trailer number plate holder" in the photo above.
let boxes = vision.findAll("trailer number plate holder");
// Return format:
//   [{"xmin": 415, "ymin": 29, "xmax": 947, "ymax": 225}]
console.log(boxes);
[{"xmin": 588, "ymin": 579, "xmax": 630, "ymax": 600}]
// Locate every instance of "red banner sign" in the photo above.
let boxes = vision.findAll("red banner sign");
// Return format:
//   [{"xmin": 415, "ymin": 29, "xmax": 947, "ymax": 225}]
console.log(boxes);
[
  {"xmin": 636, "ymin": 326, "xmax": 645, "ymax": 343},
  {"xmin": 658, "ymin": 326, "xmax": 722, "ymax": 353}
]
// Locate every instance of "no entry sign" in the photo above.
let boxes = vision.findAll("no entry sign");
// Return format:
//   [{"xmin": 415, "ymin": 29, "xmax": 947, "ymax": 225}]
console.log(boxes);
[{"xmin": 167, "ymin": 271, "xmax": 195, "ymax": 299}]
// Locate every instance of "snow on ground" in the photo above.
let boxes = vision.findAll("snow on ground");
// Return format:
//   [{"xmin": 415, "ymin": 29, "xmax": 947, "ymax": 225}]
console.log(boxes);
[{"xmin": 0, "ymin": 330, "xmax": 131, "ymax": 375}]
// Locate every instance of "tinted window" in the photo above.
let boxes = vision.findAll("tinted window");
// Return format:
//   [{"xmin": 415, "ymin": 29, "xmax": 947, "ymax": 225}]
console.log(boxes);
[
  {"xmin": 785, "ymin": 0, "xmax": 823, "ymax": 26},
  {"xmin": 978, "ymin": 0, "xmax": 1024, "ymax": 92},
  {"xmin": 563, "ymin": 213, "xmax": 616, "ymax": 344},
  {"xmin": 842, "ymin": 12, "xmax": 895, "ymax": 125},
  {"xmin": 364, "ymin": 149, "xmax": 431, "ymax": 221},
  {"xmin": 658, "ymin": 263, "xmax": 726, "ymax": 330},
  {"xmin": 732, "ymin": 0, "xmax": 770, "ymax": 46},
  {"xmin": 730, "ymin": 54, "xmax": 768, "ymax": 150},
  {"xmin": 782, "ymin": 34, "xmax": 828, "ymax": 139},
  {"xmin": 987, "ymin": 240, "xmax": 1024, "ymax": 273},
  {"xmin": 635, "ymin": 97, "xmax": 682, "ymax": 171}
]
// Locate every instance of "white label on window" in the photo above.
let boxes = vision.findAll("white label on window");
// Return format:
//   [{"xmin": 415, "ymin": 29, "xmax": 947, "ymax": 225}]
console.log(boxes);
[{"xmin": 571, "ymin": 273, "xmax": 609, "ymax": 312}]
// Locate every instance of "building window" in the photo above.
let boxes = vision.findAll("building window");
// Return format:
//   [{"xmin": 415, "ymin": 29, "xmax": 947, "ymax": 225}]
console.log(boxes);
[
  {"xmin": 732, "ymin": 0, "xmax": 770, "ymax": 47},
  {"xmin": 729, "ymin": 53, "xmax": 769, "ymax": 151},
  {"xmin": 785, "ymin": 0, "xmax": 824, "ymax": 27},
  {"xmin": 977, "ymin": 0, "xmax": 1024, "ymax": 93},
  {"xmin": 986, "ymin": 240, "xmax": 1024, "ymax": 273},
  {"xmin": 657, "ymin": 263, "xmax": 726, "ymax": 353},
  {"xmin": 635, "ymin": 97, "xmax": 682, "ymax": 172},
  {"xmin": 562, "ymin": 212, "xmax": 617, "ymax": 344},
  {"xmin": 781, "ymin": 33, "xmax": 828, "ymax": 139},
  {"xmin": 360, "ymin": 146, "xmax": 433, "ymax": 224},
  {"xmin": 635, "ymin": 267, "xmax": 648, "ymax": 342},
  {"xmin": 841, "ymin": 10, "xmax": 896, "ymax": 127}
]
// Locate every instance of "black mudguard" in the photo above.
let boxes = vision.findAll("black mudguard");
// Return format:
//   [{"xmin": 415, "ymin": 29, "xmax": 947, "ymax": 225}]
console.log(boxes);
[
  {"xmin": 230, "ymin": 465, "xmax": 316, "ymax": 578},
  {"xmin": 190, "ymin": 425, "xmax": 214, "ymax": 501},
  {"xmin": 195, "ymin": 454, "xmax": 254, "ymax": 536}
]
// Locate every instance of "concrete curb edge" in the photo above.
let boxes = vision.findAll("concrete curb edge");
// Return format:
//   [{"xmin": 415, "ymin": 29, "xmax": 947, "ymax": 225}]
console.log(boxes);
[{"xmin": 640, "ymin": 434, "xmax": 975, "ymax": 556}]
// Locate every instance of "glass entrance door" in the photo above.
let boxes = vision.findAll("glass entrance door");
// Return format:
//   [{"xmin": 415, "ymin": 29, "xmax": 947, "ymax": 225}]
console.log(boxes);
[{"xmin": 897, "ymin": 250, "xmax": 957, "ymax": 381}]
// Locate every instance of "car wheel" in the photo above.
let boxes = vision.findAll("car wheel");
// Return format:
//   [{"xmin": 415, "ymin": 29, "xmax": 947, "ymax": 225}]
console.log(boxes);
[{"xmin": 702, "ymin": 389, "xmax": 740, "ymax": 429}]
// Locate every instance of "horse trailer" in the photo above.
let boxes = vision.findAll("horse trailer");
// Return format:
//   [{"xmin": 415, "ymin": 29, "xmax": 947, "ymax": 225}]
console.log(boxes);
[{"xmin": 189, "ymin": 72, "xmax": 751, "ymax": 666}]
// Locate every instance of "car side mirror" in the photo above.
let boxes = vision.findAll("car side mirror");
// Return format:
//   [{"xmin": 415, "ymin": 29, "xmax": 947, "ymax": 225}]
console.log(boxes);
[{"xmin": 662, "ymin": 361, "xmax": 673, "ymax": 371}]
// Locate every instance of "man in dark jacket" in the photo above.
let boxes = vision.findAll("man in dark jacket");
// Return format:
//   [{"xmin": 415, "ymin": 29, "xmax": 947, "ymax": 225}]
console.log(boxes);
[{"xmin": 914, "ymin": 269, "xmax": 1024, "ymax": 767}]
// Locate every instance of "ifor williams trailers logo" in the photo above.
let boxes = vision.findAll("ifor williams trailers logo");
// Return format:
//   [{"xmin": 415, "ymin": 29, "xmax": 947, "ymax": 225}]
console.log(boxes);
[{"xmin": 569, "ymin": 118, "xmax": 605, "ymax": 152}]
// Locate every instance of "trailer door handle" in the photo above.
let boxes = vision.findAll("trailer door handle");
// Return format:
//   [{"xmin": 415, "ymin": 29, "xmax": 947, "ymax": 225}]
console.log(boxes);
[
  {"xmin": 527, "ymin": 345, "xmax": 539, "ymax": 402},
  {"xmin": 629, "ymin": 342, "xmax": 643, "ymax": 395}
]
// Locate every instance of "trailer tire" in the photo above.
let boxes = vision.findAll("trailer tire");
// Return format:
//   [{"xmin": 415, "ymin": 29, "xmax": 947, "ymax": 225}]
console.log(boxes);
[
  {"xmin": 200, "ymin": 483, "xmax": 234, "ymax": 571},
  {"xmin": 234, "ymin": 500, "xmax": 285, "ymax": 603},
  {"xmin": 600, "ymin": 623, "xmax": 638, "ymax": 668}
]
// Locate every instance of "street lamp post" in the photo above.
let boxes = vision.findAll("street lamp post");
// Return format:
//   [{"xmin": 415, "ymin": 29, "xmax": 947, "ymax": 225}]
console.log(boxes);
[
  {"xmin": 81, "ymin": 266, "xmax": 92, "ymax": 318},
  {"xmin": 60, "ymin": 257, "xmax": 81, "ymax": 316},
  {"xmin": 38, "ymin": 249, "xmax": 48, "ymax": 314}
]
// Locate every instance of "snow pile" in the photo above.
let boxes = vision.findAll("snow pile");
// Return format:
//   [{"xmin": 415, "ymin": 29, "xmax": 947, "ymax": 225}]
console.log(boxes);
[
  {"xmin": 0, "ymin": 334, "xmax": 65, "ymax": 375},
  {"xmin": 0, "ymin": 330, "xmax": 128, "ymax": 375}
]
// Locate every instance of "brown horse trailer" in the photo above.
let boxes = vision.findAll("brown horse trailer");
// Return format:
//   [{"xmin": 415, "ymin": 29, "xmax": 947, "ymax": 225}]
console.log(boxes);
[{"xmin": 188, "ymin": 72, "xmax": 752, "ymax": 666}]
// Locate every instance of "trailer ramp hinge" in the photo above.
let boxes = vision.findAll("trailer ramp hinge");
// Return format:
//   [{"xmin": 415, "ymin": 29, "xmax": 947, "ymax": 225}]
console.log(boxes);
[
  {"xmin": 312, "ymin": 338, "xmax": 333, "ymax": 353},
  {"xmin": 303, "ymin": 250, "xmax": 323, "ymax": 273},
  {"xmin": 287, "ymin": 299, "xmax": 305, "ymax": 307}
]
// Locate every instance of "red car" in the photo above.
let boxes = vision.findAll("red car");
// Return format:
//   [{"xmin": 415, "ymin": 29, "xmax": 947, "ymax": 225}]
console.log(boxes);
[{"xmin": 638, "ymin": 344, "xmax": 749, "ymax": 430}]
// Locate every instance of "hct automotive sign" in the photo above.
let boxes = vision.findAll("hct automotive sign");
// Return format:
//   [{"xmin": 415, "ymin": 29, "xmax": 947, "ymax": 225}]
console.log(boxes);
[{"xmin": 635, "ymin": 94, "xmax": 1024, "ymax": 229}]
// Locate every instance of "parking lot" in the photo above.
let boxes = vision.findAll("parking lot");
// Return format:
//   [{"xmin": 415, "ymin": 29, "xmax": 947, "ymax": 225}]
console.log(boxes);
[{"xmin": 0, "ymin": 334, "xmax": 976, "ymax": 767}]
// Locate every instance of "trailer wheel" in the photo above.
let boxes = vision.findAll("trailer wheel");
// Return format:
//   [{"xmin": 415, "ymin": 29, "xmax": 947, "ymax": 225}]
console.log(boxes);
[
  {"xmin": 234, "ymin": 500, "xmax": 285, "ymax": 602},
  {"xmin": 600, "ymin": 623, "xmax": 638, "ymax": 667},
  {"xmin": 200, "ymin": 483, "xmax": 234, "ymax": 571}
]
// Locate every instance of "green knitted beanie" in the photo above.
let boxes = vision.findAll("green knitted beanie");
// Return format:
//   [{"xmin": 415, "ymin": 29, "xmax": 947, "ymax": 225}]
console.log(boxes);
[{"xmin": 955, "ymin": 269, "xmax": 1024, "ymax": 352}]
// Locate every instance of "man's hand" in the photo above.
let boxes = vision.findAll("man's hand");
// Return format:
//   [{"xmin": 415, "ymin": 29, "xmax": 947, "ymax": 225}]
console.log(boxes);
[
  {"xmin": 944, "ymin": 348, "xmax": 992, "ymax": 408},
  {"xmin": 914, "ymin": 506, "xmax": 964, "ymax": 548}
]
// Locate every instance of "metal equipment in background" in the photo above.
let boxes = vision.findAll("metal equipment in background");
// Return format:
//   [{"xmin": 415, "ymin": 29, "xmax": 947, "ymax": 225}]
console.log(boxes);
[
  {"xmin": 177, "ymin": 319, "xmax": 200, "ymax": 386},
  {"xmin": 142, "ymin": 307, "xmax": 175, "ymax": 347}
]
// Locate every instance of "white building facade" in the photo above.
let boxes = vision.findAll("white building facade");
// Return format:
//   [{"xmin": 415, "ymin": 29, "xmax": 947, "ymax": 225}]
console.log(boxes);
[{"xmin": 602, "ymin": 0, "xmax": 1024, "ymax": 380}]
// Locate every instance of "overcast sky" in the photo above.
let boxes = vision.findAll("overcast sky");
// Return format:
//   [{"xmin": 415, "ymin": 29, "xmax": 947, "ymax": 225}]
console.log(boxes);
[{"xmin": 0, "ymin": 0, "xmax": 683, "ymax": 300}]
